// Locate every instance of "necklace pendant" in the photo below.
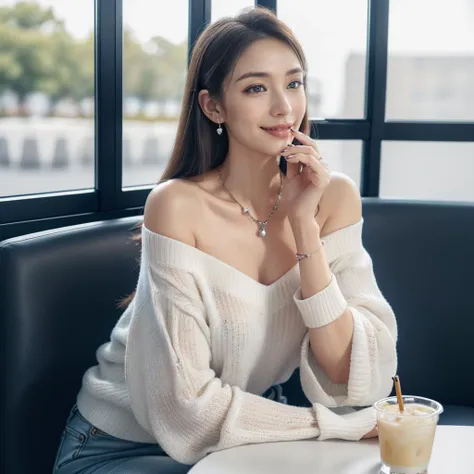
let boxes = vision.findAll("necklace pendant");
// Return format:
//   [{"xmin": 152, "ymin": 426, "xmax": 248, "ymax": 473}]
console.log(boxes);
[{"xmin": 257, "ymin": 223, "xmax": 267, "ymax": 238}]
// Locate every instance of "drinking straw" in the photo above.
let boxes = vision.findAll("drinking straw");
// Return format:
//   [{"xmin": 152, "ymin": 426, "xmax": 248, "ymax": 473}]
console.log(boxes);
[{"xmin": 392, "ymin": 375, "xmax": 405, "ymax": 412}]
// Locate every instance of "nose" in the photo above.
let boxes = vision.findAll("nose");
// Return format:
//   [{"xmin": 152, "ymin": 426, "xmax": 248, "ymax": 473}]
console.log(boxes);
[{"xmin": 270, "ymin": 90, "xmax": 292, "ymax": 117}]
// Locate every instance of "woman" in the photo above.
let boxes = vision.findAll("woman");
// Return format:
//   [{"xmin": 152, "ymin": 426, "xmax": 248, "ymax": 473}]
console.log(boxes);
[{"xmin": 53, "ymin": 7, "xmax": 397, "ymax": 474}]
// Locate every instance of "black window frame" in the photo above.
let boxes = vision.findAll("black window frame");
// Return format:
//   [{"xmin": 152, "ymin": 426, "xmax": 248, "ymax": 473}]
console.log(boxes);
[{"xmin": 1, "ymin": 0, "xmax": 473, "ymax": 240}]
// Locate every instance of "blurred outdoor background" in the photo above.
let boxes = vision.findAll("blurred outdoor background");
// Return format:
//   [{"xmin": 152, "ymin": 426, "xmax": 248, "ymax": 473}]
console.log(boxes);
[{"xmin": 1, "ymin": 0, "xmax": 473, "ymax": 201}]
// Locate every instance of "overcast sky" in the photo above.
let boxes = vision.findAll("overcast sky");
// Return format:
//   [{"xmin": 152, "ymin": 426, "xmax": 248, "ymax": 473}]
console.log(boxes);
[{"xmin": 22, "ymin": 0, "xmax": 473, "ymax": 52}]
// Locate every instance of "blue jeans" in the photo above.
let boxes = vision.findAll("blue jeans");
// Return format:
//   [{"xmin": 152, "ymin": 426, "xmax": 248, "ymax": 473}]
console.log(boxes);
[
  {"xmin": 52, "ymin": 405, "xmax": 191, "ymax": 474},
  {"xmin": 53, "ymin": 385, "xmax": 286, "ymax": 473}
]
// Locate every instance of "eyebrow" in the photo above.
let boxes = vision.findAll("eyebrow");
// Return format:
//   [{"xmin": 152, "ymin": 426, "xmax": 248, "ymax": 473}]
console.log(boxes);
[{"xmin": 235, "ymin": 67, "xmax": 304, "ymax": 82}]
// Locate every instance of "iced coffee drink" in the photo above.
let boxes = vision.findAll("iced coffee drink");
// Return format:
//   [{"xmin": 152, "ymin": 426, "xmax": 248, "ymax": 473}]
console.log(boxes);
[{"xmin": 373, "ymin": 396, "xmax": 443, "ymax": 474}]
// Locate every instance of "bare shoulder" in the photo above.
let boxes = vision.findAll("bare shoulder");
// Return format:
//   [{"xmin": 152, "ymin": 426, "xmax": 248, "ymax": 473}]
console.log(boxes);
[
  {"xmin": 143, "ymin": 179, "xmax": 202, "ymax": 247},
  {"xmin": 320, "ymin": 172, "xmax": 362, "ymax": 236}
]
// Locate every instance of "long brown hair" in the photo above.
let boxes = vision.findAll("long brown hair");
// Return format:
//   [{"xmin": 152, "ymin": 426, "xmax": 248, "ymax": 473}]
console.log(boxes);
[{"xmin": 119, "ymin": 6, "xmax": 309, "ymax": 308}]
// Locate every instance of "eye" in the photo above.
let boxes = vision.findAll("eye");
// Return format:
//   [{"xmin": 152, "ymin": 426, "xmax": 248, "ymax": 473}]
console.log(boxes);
[
  {"xmin": 244, "ymin": 84, "xmax": 266, "ymax": 94},
  {"xmin": 288, "ymin": 80, "xmax": 304, "ymax": 89}
]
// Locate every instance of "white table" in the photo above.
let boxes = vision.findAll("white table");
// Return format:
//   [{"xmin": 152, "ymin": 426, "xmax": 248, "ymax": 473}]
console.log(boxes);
[{"xmin": 189, "ymin": 426, "xmax": 474, "ymax": 474}]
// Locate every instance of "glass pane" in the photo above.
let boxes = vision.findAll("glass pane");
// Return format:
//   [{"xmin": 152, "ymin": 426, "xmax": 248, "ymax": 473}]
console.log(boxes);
[
  {"xmin": 316, "ymin": 139, "xmax": 362, "ymax": 189},
  {"xmin": 386, "ymin": 0, "xmax": 474, "ymax": 121},
  {"xmin": 381, "ymin": 142, "xmax": 474, "ymax": 202},
  {"xmin": 278, "ymin": 0, "xmax": 368, "ymax": 119},
  {"xmin": 122, "ymin": 0, "xmax": 188, "ymax": 188},
  {"xmin": 0, "ymin": 0, "xmax": 95, "ymax": 198},
  {"xmin": 211, "ymin": 0, "xmax": 255, "ymax": 23}
]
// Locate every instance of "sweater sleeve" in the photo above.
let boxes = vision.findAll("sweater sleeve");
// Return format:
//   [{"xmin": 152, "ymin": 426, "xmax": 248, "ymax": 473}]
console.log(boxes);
[
  {"xmin": 295, "ymin": 245, "xmax": 398, "ymax": 408},
  {"xmin": 125, "ymin": 259, "xmax": 376, "ymax": 464}
]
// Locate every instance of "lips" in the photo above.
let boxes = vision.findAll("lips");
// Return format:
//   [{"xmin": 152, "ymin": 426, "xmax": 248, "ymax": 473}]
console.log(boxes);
[
  {"xmin": 261, "ymin": 124, "xmax": 293, "ymax": 138},
  {"xmin": 262, "ymin": 124, "xmax": 293, "ymax": 131}
]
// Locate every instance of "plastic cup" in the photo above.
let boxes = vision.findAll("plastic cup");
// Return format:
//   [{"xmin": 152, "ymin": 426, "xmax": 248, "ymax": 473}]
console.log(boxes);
[{"xmin": 373, "ymin": 396, "xmax": 443, "ymax": 474}]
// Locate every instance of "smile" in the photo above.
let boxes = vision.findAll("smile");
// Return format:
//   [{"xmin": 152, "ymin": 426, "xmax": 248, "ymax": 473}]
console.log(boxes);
[
  {"xmin": 261, "ymin": 125, "xmax": 293, "ymax": 138},
  {"xmin": 261, "ymin": 124, "xmax": 293, "ymax": 131}
]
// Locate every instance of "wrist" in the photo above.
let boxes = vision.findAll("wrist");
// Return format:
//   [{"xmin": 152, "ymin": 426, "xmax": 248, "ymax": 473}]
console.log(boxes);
[
  {"xmin": 290, "ymin": 219, "xmax": 322, "ymax": 252},
  {"xmin": 290, "ymin": 216, "xmax": 320, "ymax": 234}
]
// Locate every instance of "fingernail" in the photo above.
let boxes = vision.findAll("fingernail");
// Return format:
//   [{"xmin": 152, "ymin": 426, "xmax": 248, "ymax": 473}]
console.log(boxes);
[{"xmin": 290, "ymin": 127, "xmax": 296, "ymax": 132}]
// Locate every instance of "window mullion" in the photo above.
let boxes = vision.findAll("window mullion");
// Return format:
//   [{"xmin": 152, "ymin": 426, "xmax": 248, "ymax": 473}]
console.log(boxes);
[
  {"xmin": 362, "ymin": 0, "xmax": 389, "ymax": 197},
  {"xmin": 96, "ymin": 0, "xmax": 123, "ymax": 211}
]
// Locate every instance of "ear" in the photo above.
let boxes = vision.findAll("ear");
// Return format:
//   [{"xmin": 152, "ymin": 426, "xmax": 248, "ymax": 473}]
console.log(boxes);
[{"xmin": 198, "ymin": 90, "xmax": 226, "ymax": 124}]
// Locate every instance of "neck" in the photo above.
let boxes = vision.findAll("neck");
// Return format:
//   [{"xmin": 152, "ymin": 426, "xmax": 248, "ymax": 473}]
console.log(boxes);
[{"xmin": 219, "ymin": 145, "xmax": 282, "ymax": 219}]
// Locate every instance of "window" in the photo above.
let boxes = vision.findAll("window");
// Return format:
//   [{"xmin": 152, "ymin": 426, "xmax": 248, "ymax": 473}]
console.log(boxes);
[
  {"xmin": 0, "ymin": 0, "xmax": 95, "ymax": 197},
  {"xmin": 277, "ymin": 0, "xmax": 368, "ymax": 119},
  {"xmin": 316, "ymin": 140, "xmax": 362, "ymax": 189},
  {"xmin": 122, "ymin": 0, "xmax": 188, "ymax": 188},
  {"xmin": 386, "ymin": 0, "xmax": 474, "ymax": 121},
  {"xmin": 1, "ymin": 1, "xmax": 473, "ymax": 240},
  {"xmin": 380, "ymin": 141, "xmax": 474, "ymax": 201}
]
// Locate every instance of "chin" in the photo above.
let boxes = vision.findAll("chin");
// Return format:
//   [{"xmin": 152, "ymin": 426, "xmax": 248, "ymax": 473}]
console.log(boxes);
[
  {"xmin": 252, "ymin": 145, "xmax": 284, "ymax": 159},
  {"xmin": 261, "ymin": 136, "xmax": 289, "ymax": 152},
  {"xmin": 242, "ymin": 132, "xmax": 288, "ymax": 157}
]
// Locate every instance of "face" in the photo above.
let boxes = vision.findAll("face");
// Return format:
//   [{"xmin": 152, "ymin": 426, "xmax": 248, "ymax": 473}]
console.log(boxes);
[{"xmin": 203, "ymin": 38, "xmax": 307, "ymax": 157}]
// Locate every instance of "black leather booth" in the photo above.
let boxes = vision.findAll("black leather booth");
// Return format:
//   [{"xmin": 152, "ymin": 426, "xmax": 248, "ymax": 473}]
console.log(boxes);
[{"xmin": 1, "ymin": 199, "xmax": 474, "ymax": 474}]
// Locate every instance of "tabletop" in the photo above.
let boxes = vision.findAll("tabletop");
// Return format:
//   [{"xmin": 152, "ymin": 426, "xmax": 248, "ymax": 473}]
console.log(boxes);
[{"xmin": 189, "ymin": 425, "xmax": 474, "ymax": 474}]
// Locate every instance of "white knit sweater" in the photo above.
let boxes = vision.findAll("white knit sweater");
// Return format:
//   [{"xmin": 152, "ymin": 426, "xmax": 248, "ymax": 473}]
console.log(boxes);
[{"xmin": 77, "ymin": 218, "xmax": 398, "ymax": 464}]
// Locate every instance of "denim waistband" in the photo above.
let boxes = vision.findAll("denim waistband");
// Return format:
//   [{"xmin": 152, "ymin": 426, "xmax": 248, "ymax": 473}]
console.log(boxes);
[{"xmin": 65, "ymin": 405, "xmax": 110, "ymax": 439}]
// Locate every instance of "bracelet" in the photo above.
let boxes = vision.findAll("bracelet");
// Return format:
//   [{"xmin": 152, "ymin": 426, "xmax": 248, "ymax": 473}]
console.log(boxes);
[{"xmin": 296, "ymin": 241, "xmax": 325, "ymax": 261}]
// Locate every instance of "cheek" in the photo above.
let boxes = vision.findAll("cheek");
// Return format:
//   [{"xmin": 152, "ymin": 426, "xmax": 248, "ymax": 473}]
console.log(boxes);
[
  {"xmin": 228, "ymin": 96, "xmax": 262, "ymax": 119},
  {"xmin": 225, "ymin": 98, "xmax": 264, "ymax": 133},
  {"xmin": 292, "ymin": 92, "xmax": 307, "ymax": 117}
]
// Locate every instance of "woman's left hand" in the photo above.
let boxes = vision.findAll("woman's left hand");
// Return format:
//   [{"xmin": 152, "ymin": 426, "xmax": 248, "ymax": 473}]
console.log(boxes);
[{"xmin": 281, "ymin": 128, "xmax": 331, "ymax": 225}]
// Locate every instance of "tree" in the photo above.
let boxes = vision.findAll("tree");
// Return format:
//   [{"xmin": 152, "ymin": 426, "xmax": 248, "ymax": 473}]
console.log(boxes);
[
  {"xmin": 74, "ymin": 32, "xmax": 95, "ymax": 101},
  {"xmin": 148, "ymin": 36, "xmax": 187, "ymax": 101},
  {"xmin": 0, "ymin": 2, "xmax": 68, "ymax": 114},
  {"xmin": 41, "ymin": 30, "xmax": 88, "ymax": 107},
  {"xmin": 0, "ymin": 1, "xmax": 60, "ymax": 30},
  {"xmin": 122, "ymin": 30, "xmax": 187, "ymax": 112},
  {"xmin": 0, "ymin": 2, "xmax": 188, "ymax": 118},
  {"xmin": 122, "ymin": 28, "xmax": 148, "ymax": 101}
]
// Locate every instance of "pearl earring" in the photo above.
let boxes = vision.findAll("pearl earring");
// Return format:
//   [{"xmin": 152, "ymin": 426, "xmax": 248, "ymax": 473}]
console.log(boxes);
[{"xmin": 216, "ymin": 121, "xmax": 223, "ymax": 136}]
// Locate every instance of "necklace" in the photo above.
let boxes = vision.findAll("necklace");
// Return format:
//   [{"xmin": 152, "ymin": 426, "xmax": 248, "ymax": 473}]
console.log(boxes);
[{"xmin": 218, "ymin": 168, "xmax": 284, "ymax": 238}]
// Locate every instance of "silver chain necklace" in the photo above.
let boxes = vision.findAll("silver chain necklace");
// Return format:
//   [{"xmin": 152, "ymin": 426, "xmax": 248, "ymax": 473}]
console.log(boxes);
[{"xmin": 218, "ymin": 168, "xmax": 284, "ymax": 238}]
